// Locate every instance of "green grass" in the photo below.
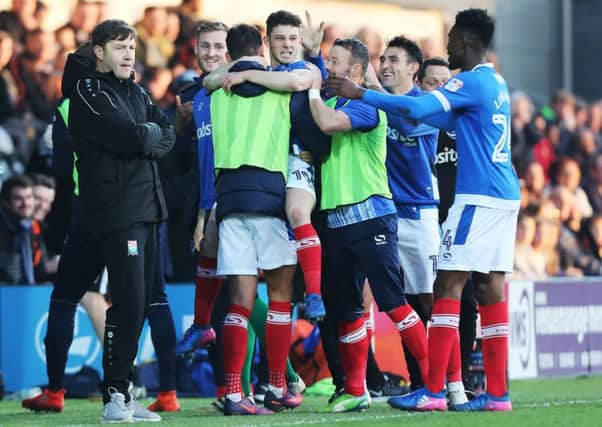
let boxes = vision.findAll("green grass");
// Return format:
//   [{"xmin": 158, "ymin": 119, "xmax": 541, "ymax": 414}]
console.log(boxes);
[{"xmin": 1, "ymin": 376, "xmax": 602, "ymax": 426}]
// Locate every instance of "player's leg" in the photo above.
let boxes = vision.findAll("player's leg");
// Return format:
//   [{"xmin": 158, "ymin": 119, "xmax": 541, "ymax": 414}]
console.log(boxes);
[
  {"xmin": 100, "ymin": 224, "xmax": 155, "ymax": 423},
  {"xmin": 23, "ymin": 216, "xmax": 105, "ymax": 412},
  {"xmin": 178, "ymin": 208, "xmax": 220, "ymax": 354},
  {"xmin": 351, "ymin": 216, "xmax": 429, "ymax": 385},
  {"xmin": 323, "ymin": 226, "xmax": 370, "ymax": 413},
  {"xmin": 251, "ymin": 214, "xmax": 300, "ymax": 412},
  {"xmin": 217, "ymin": 214, "xmax": 262, "ymax": 415},
  {"xmin": 446, "ymin": 206, "xmax": 517, "ymax": 412},
  {"xmin": 147, "ymin": 222, "xmax": 180, "ymax": 412},
  {"xmin": 247, "ymin": 297, "xmax": 302, "ymax": 391},
  {"xmin": 286, "ymin": 156, "xmax": 324, "ymax": 321},
  {"xmin": 396, "ymin": 213, "xmax": 438, "ymax": 390}
]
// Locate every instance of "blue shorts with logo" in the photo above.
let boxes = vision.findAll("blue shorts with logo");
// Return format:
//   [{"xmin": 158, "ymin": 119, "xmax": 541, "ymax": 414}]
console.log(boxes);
[{"xmin": 322, "ymin": 214, "xmax": 406, "ymax": 321}]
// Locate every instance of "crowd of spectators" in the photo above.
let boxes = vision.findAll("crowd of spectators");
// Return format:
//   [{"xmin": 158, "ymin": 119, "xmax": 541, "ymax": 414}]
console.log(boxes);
[{"xmin": 0, "ymin": 0, "xmax": 600, "ymax": 285}]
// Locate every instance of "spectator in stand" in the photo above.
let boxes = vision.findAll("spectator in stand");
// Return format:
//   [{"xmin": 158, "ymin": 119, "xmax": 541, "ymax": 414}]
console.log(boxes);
[
  {"xmin": 570, "ymin": 127, "xmax": 599, "ymax": 175},
  {"xmin": 34, "ymin": 1, "xmax": 49, "ymax": 30},
  {"xmin": 574, "ymin": 97, "xmax": 589, "ymax": 130},
  {"xmin": 550, "ymin": 89, "xmax": 577, "ymax": 155},
  {"xmin": 513, "ymin": 213, "xmax": 545, "ymax": 280},
  {"xmin": 586, "ymin": 102, "xmax": 602, "ymax": 143},
  {"xmin": 320, "ymin": 23, "xmax": 345, "ymax": 58},
  {"xmin": 60, "ymin": 0, "xmax": 102, "ymax": 47},
  {"xmin": 522, "ymin": 161, "xmax": 546, "ymax": 215},
  {"xmin": 31, "ymin": 172, "xmax": 55, "ymax": 223},
  {"xmin": 165, "ymin": 9, "xmax": 181, "ymax": 46},
  {"xmin": 0, "ymin": 31, "xmax": 17, "ymax": 122},
  {"xmin": 532, "ymin": 210, "xmax": 561, "ymax": 276},
  {"xmin": 548, "ymin": 186, "xmax": 602, "ymax": 276},
  {"xmin": 175, "ymin": 0, "xmax": 203, "ymax": 47},
  {"xmin": 551, "ymin": 157, "xmax": 593, "ymax": 220},
  {"xmin": 135, "ymin": 7, "xmax": 175, "ymax": 68},
  {"xmin": 355, "ymin": 27, "xmax": 384, "ymax": 73},
  {"xmin": 585, "ymin": 152, "xmax": 602, "ymax": 213},
  {"xmin": 55, "ymin": 25, "xmax": 77, "ymax": 52},
  {"xmin": 0, "ymin": 174, "xmax": 49, "ymax": 284},
  {"xmin": 510, "ymin": 91, "xmax": 541, "ymax": 176},
  {"xmin": 0, "ymin": 0, "xmax": 39, "ymax": 49},
  {"xmin": 584, "ymin": 215, "xmax": 602, "ymax": 261},
  {"xmin": 142, "ymin": 67, "xmax": 173, "ymax": 109},
  {"xmin": 533, "ymin": 121, "xmax": 558, "ymax": 181},
  {"xmin": 30, "ymin": 172, "xmax": 58, "ymax": 275},
  {"xmin": 13, "ymin": 29, "xmax": 58, "ymax": 121}
]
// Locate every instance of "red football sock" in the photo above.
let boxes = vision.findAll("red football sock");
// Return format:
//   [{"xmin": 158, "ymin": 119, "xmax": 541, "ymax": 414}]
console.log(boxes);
[
  {"xmin": 222, "ymin": 304, "xmax": 250, "ymax": 398},
  {"xmin": 193, "ymin": 257, "xmax": 223, "ymax": 326},
  {"xmin": 338, "ymin": 317, "xmax": 369, "ymax": 397},
  {"xmin": 363, "ymin": 311, "xmax": 373, "ymax": 343},
  {"xmin": 480, "ymin": 300, "xmax": 509, "ymax": 397},
  {"xmin": 425, "ymin": 298, "xmax": 460, "ymax": 393},
  {"xmin": 447, "ymin": 330, "xmax": 462, "ymax": 383},
  {"xmin": 266, "ymin": 301, "xmax": 292, "ymax": 391},
  {"xmin": 216, "ymin": 385, "xmax": 226, "ymax": 399},
  {"xmin": 294, "ymin": 224, "xmax": 322, "ymax": 296},
  {"xmin": 389, "ymin": 304, "xmax": 429, "ymax": 382}
]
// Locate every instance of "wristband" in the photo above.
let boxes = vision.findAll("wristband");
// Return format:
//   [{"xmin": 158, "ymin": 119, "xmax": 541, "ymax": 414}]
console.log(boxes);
[{"xmin": 308, "ymin": 88, "xmax": 321, "ymax": 101}]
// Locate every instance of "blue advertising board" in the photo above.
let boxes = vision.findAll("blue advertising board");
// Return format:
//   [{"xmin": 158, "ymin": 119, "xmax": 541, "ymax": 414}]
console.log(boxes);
[{"xmin": 0, "ymin": 284, "xmax": 197, "ymax": 392}]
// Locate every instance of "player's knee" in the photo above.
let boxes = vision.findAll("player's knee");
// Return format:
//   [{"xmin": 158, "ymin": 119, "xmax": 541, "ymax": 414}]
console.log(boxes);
[{"xmin": 286, "ymin": 205, "xmax": 311, "ymax": 228}]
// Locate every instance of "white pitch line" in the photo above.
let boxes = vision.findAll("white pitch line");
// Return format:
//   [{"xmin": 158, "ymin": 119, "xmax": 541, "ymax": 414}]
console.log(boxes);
[{"xmin": 232, "ymin": 398, "xmax": 602, "ymax": 427}]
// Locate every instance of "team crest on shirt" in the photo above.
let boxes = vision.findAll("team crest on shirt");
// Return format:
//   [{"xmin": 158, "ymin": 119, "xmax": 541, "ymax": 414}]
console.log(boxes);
[
  {"xmin": 127, "ymin": 240, "xmax": 138, "ymax": 256},
  {"xmin": 444, "ymin": 78, "xmax": 464, "ymax": 92}
]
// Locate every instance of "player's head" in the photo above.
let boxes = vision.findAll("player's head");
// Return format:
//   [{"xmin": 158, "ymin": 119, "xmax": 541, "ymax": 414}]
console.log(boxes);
[
  {"xmin": 326, "ymin": 38, "xmax": 369, "ymax": 84},
  {"xmin": 226, "ymin": 24, "xmax": 264, "ymax": 61},
  {"xmin": 418, "ymin": 57, "xmax": 451, "ymax": 92},
  {"xmin": 447, "ymin": 8, "xmax": 494, "ymax": 70},
  {"xmin": 379, "ymin": 36, "xmax": 423, "ymax": 94},
  {"xmin": 195, "ymin": 21, "xmax": 228, "ymax": 73},
  {"xmin": 265, "ymin": 10, "xmax": 302, "ymax": 66},
  {"xmin": 91, "ymin": 19, "xmax": 136, "ymax": 80}
]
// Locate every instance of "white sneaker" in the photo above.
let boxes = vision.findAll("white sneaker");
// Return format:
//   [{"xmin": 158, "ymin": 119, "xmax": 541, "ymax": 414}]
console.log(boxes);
[
  {"xmin": 127, "ymin": 395, "xmax": 161, "ymax": 422},
  {"xmin": 447, "ymin": 381, "xmax": 469, "ymax": 405},
  {"xmin": 288, "ymin": 376, "xmax": 306, "ymax": 395},
  {"xmin": 101, "ymin": 388, "xmax": 134, "ymax": 424}
]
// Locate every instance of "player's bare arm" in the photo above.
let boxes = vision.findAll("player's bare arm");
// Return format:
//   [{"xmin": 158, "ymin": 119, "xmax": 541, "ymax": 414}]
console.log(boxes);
[{"xmin": 308, "ymin": 67, "xmax": 352, "ymax": 134}]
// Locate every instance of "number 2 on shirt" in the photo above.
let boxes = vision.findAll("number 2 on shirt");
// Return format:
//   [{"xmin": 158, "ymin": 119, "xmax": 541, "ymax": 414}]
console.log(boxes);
[{"xmin": 491, "ymin": 113, "xmax": 511, "ymax": 163}]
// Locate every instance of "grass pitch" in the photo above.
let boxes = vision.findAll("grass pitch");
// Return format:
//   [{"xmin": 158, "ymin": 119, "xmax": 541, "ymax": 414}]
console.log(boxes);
[{"xmin": 1, "ymin": 376, "xmax": 601, "ymax": 426}]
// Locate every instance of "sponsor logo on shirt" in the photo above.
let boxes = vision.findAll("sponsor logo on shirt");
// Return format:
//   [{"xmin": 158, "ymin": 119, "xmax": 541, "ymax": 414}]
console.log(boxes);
[
  {"xmin": 435, "ymin": 147, "xmax": 458, "ymax": 165},
  {"xmin": 444, "ymin": 78, "xmax": 464, "ymax": 92},
  {"xmin": 196, "ymin": 121, "xmax": 212, "ymax": 139}
]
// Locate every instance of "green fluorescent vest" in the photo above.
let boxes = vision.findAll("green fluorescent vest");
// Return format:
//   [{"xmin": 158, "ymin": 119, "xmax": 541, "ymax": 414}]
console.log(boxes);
[
  {"xmin": 210, "ymin": 89, "xmax": 291, "ymax": 178},
  {"xmin": 57, "ymin": 98, "xmax": 80, "ymax": 196},
  {"xmin": 320, "ymin": 97, "xmax": 391, "ymax": 211}
]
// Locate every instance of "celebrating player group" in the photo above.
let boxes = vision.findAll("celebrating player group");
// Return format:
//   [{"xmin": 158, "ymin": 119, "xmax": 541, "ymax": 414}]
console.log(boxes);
[{"xmin": 22, "ymin": 5, "xmax": 519, "ymax": 422}]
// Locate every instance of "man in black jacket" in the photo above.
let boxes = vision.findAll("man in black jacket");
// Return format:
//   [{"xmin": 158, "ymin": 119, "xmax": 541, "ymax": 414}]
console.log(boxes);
[{"xmin": 69, "ymin": 20, "xmax": 174, "ymax": 423}]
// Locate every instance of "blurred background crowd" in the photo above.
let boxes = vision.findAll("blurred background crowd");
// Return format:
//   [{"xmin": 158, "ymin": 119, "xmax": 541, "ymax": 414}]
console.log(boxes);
[{"xmin": 0, "ymin": 0, "xmax": 600, "ymax": 285}]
